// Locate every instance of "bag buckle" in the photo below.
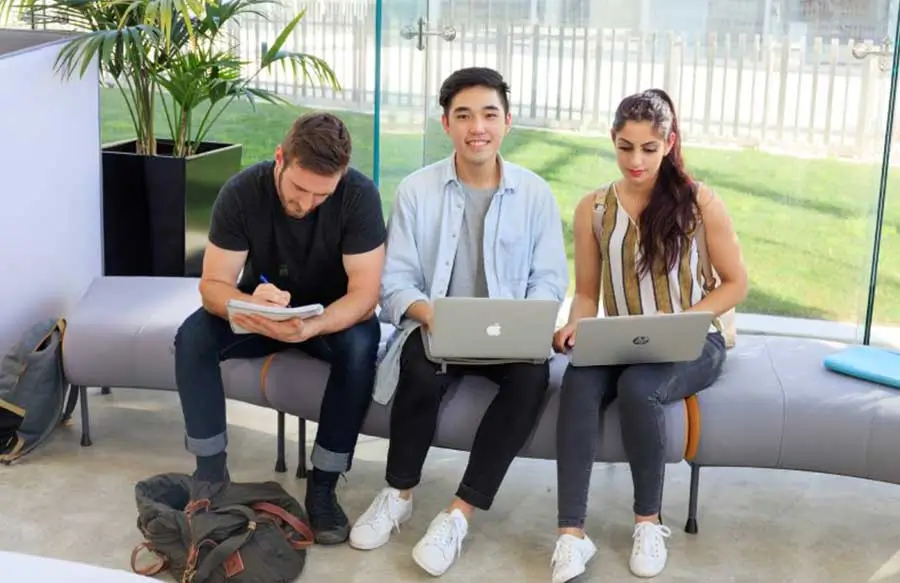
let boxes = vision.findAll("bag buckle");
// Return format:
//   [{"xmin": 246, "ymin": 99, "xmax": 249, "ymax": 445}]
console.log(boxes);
[{"xmin": 180, "ymin": 565, "xmax": 197, "ymax": 583}]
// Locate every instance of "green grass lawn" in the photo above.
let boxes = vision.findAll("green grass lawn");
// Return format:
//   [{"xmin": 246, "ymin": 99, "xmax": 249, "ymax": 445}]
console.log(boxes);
[{"xmin": 99, "ymin": 89, "xmax": 900, "ymax": 326}]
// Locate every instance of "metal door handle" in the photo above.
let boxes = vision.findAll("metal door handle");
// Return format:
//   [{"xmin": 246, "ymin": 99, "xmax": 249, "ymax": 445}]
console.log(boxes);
[
  {"xmin": 852, "ymin": 37, "xmax": 893, "ymax": 72},
  {"xmin": 400, "ymin": 17, "xmax": 457, "ymax": 51}
]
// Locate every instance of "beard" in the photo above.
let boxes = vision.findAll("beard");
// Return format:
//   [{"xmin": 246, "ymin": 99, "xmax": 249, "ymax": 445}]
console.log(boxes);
[{"xmin": 275, "ymin": 166, "xmax": 309, "ymax": 219}]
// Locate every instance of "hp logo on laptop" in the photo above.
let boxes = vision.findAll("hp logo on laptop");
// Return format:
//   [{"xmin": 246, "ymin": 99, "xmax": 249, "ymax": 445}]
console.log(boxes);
[{"xmin": 632, "ymin": 335, "xmax": 650, "ymax": 345}]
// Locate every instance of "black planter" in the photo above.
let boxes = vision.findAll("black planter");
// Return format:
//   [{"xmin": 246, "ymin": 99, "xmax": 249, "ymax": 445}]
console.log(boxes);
[{"xmin": 101, "ymin": 138, "xmax": 243, "ymax": 277}]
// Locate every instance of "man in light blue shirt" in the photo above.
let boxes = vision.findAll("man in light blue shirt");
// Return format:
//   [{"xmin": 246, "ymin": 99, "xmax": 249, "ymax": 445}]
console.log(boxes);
[{"xmin": 349, "ymin": 67, "xmax": 568, "ymax": 576}]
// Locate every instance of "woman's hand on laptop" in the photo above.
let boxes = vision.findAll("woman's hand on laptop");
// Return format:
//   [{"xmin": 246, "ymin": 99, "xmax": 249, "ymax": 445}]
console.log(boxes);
[{"xmin": 553, "ymin": 323, "xmax": 577, "ymax": 353}]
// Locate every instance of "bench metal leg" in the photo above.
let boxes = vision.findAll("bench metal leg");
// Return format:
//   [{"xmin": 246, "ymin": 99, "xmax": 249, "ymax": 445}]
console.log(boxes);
[
  {"xmin": 684, "ymin": 462, "xmax": 700, "ymax": 534},
  {"xmin": 275, "ymin": 411, "xmax": 287, "ymax": 473},
  {"xmin": 79, "ymin": 386, "xmax": 92, "ymax": 447},
  {"xmin": 296, "ymin": 418, "xmax": 307, "ymax": 480},
  {"xmin": 60, "ymin": 384, "xmax": 80, "ymax": 425}
]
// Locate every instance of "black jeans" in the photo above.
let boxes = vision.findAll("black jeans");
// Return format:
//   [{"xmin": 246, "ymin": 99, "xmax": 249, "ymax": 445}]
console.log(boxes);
[
  {"xmin": 385, "ymin": 328, "xmax": 549, "ymax": 511},
  {"xmin": 556, "ymin": 332, "xmax": 727, "ymax": 526},
  {"xmin": 174, "ymin": 307, "xmax": 381, "ymax": 474}
]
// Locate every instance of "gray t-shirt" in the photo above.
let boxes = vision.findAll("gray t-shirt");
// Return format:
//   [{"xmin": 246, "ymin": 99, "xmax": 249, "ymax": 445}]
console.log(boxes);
[{"xmin": 447, "ymin": 183, "xmax": 495, "ymax": 298}]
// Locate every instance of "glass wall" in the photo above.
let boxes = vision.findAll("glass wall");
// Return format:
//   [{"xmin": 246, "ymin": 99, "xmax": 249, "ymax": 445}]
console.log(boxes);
[
  {"xmin": 41, "ymin": 0, "xmax": 898, "ymax": 347},
  {"xmin": 869, "ymin": 73, "xmax": 900, "ymax": 347},
  {"xmin": 373, "ymin": 0, "xmax": 900, "ymax": 347}
]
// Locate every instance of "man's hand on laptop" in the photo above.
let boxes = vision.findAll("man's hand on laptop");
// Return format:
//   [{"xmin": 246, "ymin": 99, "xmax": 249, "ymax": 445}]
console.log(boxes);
[
  {"xmin": 405, "ymin": 300, "xmax": 434, "ymax": 333},
  {"xmin": 553, "ymin": 323, "xmax": 577, "ymax": 353}
]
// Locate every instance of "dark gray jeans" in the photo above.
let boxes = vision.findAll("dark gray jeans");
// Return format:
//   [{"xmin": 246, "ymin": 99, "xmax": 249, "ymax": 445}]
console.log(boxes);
[{"xmin": 556, "ymin": 332, "xmax": 727, "ymax": 527}]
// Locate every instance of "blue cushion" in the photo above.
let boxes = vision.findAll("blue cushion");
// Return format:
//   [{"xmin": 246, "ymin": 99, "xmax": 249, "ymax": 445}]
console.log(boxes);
[{"xmin": 823, "ymin": 345, "xmax": 900, "ymax": 389}]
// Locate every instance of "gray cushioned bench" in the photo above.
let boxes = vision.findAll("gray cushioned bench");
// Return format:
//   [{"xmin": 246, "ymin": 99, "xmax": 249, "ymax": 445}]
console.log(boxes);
[
  {"xmin": 683, "ymin": 335, "xmax": 900, "ymax": 532},
  {"xmin": 61, "ymin": 276, "xmax": 690, "ymax": 477},
  {"xmin": 62, "ymin": 276, "xmax": 900, "ymax": 534}
]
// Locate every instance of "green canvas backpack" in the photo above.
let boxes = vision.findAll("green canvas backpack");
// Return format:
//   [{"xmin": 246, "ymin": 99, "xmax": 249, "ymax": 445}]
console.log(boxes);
[{"xmin": 131, "ymin": 473, "xmax": 315, "ymax": 582}]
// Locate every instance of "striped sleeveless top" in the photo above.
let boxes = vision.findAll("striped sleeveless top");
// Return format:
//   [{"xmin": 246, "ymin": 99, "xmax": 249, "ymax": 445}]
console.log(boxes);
[{"xmin": 591, "ymin": 183, "xmax": 722, "ymax": 334}]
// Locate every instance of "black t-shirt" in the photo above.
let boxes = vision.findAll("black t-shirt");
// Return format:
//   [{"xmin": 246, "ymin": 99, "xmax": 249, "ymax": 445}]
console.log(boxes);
[{"xmin": 208, "ymin": 160, "xmax": 386, "ymax": 308}]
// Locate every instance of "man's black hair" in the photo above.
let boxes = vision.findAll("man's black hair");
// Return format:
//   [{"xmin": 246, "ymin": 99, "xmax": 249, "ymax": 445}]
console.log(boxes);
[{"xmin": 438, "ymin": 67, "xmax": 511, "ymax": 115}]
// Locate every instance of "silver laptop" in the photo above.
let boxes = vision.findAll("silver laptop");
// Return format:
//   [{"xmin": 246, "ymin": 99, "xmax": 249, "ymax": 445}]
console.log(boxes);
[
  {"xmin": 569, "ymin": 311, "xmax": 715, "ymax": 367},
  {"xmin": 423, "ymin": 297, "xmax": 560, "ymax": 362}
]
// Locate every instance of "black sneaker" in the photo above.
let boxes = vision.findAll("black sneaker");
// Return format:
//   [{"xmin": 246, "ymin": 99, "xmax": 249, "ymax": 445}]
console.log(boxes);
[{"xmin": 304, "ymin": 472, "xmax": 349, "ymax": 545}]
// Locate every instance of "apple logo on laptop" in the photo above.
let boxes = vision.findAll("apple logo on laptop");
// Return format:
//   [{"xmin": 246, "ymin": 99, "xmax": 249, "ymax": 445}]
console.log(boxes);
[
  {"xmin": 486, "ymin": 323, "xmax": 502, "ymax": 337},
  {"xmin": 632, "ymin": 335, "xmax": 649, "ymax": 345}
]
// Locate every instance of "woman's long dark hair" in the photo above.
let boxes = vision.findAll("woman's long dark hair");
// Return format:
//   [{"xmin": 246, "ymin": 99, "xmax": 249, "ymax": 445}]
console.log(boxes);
[{"xmin": 612, "ymin": 88, "xmax": 696, "ymax": 276}]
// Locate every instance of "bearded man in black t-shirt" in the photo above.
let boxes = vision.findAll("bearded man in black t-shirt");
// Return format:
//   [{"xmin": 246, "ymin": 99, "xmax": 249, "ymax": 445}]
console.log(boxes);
[{"xmin": 173, "ymin": 112, "xmax": 386, "ymax": 545}]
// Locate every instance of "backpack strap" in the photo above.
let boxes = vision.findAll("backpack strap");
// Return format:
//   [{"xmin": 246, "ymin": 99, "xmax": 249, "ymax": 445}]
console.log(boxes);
[
  {"xmin": 184, "ymin": 504, "xmax": 258, "ymax": 583},
  {"xmin": 253, "ymin": 501, "xmax": 315, "ymax": 550},
  {"xmin": 130, "ymin": 542, "xmax": 168, "ymax": 577}
]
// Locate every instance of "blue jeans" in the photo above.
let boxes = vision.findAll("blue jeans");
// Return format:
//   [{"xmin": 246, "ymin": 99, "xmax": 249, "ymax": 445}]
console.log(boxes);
[
  {"xmin": 556, "ymin": 332, "xmax": 727, "ymax": 525},
  {"xmin": 174, "ymin": 308, "xmax": 381, "ymax": 474}
]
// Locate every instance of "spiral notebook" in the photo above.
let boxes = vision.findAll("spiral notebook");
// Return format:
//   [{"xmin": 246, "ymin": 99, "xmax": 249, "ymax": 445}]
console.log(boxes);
[{"xmin": 226, "ymin": 299, "xmax": 324, "ymax": 335}]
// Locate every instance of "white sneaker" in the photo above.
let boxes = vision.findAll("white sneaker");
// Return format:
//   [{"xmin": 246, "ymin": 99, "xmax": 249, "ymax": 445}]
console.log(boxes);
[
  {"xmin": 411, "ymin": 508, "xmax": 469, "ymax": 576},
  {"xmin": 348, "ymin": 487, "xmax": 413, "ymax": 550},
  {"xmin": 550, "ymin": 533, "xmax": 597, "ymax": 583},
  {"xmin": 629, "ymin": 522, "xmax": 672, "ymax": 578}
]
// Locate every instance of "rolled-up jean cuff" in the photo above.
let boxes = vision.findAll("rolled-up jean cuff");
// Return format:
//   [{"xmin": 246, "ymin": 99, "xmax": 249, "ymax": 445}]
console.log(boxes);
[
  {"xmin": 385, "ymin": 471, "xmax": 419, "ymax": 491},
  {"xmin": 633, "ymin": 502, "xmax": 661, "ymax": 517},
  {"xmin": 185, "ymin": 432, "xmax": 227, "ymax": 457},
  {"xmin": 455, "ymin": 483, "xmax": 492, "ymax": 511},
  {"xmin": 310, "ymin": 444, "xmax": 350, "ymax": 473}
]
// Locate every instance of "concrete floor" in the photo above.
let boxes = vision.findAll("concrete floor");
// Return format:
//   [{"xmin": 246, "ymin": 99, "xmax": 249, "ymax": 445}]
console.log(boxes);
[{"xmin": 2, "ymin": 387, "xmax": 900, "ymax": 583}]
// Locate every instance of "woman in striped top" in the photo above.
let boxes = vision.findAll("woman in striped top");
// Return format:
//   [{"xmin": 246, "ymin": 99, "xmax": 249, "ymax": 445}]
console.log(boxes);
[{"xmin": 549, "ymin": 89, "xmax": 748, "ymax": 582}]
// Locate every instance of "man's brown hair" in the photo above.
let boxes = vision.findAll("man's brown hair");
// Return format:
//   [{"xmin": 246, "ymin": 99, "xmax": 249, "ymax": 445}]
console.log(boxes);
[{"xmin": 281, "ymin": 112, "xmax": 352, "ymax": 175}]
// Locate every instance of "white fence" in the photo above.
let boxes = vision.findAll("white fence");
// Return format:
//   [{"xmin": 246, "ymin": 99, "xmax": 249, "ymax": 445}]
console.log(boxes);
[
  {"xmin": 11, "ymin": 0, "xmax": 900, "ymax": 158},
  {"xmin": 236, "ymin": 1, "xmax": 900, "ymax": 159}
]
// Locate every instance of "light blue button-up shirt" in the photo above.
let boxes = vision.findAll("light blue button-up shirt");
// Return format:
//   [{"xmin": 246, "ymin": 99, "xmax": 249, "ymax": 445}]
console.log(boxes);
[{"xmin": 372, "ymin": 154, "xmax": 569, "ymax": 404}]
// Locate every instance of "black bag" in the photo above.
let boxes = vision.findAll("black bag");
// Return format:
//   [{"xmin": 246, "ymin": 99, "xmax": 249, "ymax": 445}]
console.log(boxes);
[{"xmin": 131, "ymin": 473, "xmax": 314, "ymax": 582}]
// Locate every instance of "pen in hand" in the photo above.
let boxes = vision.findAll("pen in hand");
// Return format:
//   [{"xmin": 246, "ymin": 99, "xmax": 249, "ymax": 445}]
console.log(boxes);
[{"xmin": 256, "ymin": 274, "xmax": 291, "ymax": 307}]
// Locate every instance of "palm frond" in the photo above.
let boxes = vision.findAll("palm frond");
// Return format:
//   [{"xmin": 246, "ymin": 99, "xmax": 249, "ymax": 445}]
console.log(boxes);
[
  {"xmin": 53, "ymin": 25, "xmax": 157, "ymax": 79},
  {"xmin": 13, "ymin": 0, "xmax": 339, "ymax": 157}
]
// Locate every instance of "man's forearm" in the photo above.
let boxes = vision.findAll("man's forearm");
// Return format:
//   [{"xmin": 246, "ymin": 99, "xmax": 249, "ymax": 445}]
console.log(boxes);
[
  {"xmin": 200, "ymin": 280, "xmax": 255, "ymax": 319},
  {"xmin": 403, "ymin": 299, "xmax": 433, "ymax": 328},
  {"xmin": 526, "ymin": 282, "xmax": 566, "ymax": 303},
  {"xmin": 527, "ymin": 249, "xmax": 569, "ymax": 303},
  {"xmin": 308, "ymin": 290, "xmax": 378, "ymax": 336}
]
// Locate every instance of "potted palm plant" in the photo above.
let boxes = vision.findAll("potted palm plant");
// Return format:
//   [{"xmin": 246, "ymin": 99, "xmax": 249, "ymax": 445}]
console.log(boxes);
[{"xmin": 0, "ymin": 0, "xmax": 339, "ymax": 277}]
